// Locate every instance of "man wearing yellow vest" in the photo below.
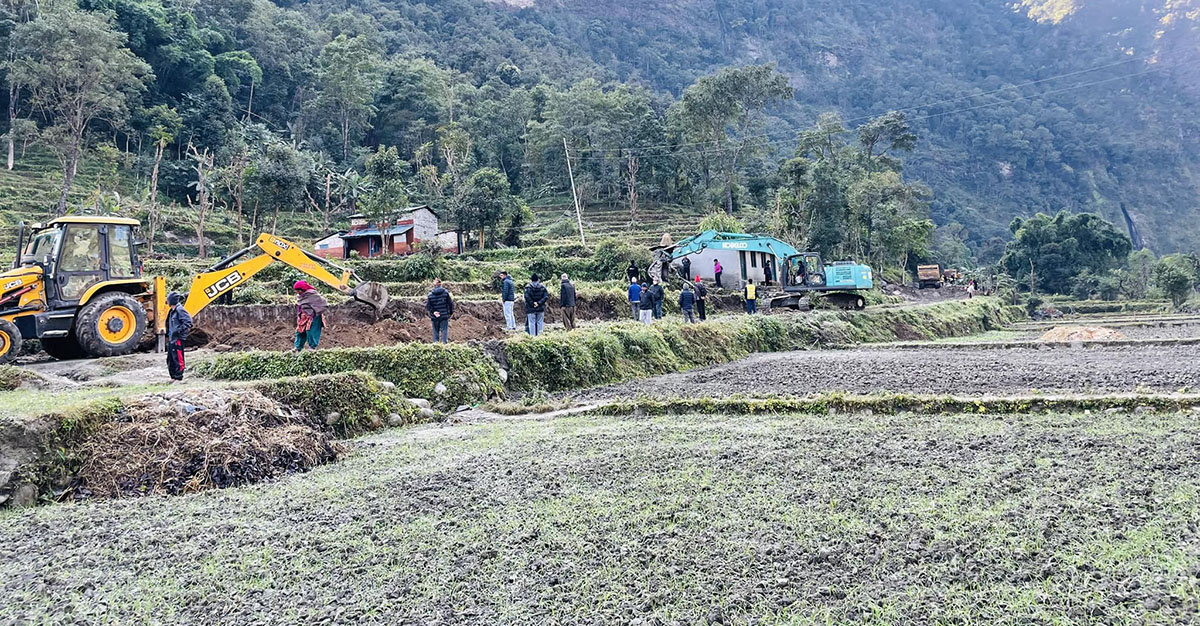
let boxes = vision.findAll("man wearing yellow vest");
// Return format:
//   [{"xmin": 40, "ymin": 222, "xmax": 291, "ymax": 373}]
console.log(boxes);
[{"xmin": 744, "ymin": 279, "xmax": 758, "ymax": 314}]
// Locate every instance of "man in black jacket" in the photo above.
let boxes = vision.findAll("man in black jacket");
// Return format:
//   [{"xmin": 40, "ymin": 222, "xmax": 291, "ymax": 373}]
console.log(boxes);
[
  {"xmin": 166, "ymin": 292, "xmax": 193, "ymax": 382},
  {"xmin": 425, "ymin": 279, "xmax": 454, "ymax": 343},
  {"xmin": 559, "ymin": 273, "xmax": 577, "ymax": 331},
  {"xmin": 693, "ymin": 276, "xmax": 709, "ymax": 321},
  {"xmin": 626, "ymin": 260, "xmax": 640, "ymax": 283},
  {"xmin": 647, "ymin": 279, "xmax": 665, "ymax": 319},
  {"xmin": 524, "ymin": 274, "xmax": 550, "ymax": 336}
]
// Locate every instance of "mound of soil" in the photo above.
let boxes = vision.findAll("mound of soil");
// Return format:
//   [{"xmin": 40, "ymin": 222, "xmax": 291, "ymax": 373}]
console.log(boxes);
[
  {"xmin": 77, "ymin": 388, "xmax": 344, "ymax": 498},
  {"xmin": 1038, "ymin": 325, "xmax": 1127, "ymax": 342}
]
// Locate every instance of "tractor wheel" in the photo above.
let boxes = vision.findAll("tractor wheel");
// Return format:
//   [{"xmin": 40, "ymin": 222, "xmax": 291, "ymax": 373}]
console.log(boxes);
[
  {"xmin": 854, "ymin": 295, "xmax": 866, "ymax": 311},
  {"xmin": 75, "ymin": 293, "xmax": 147, "ymax": 358},
  {"xmin": 41, "ymin": 335, "xmax": 85, "ymax": 361},
  {"xmin": 0, "ymin": 318, "xmax": 20, "ymax": 365}
]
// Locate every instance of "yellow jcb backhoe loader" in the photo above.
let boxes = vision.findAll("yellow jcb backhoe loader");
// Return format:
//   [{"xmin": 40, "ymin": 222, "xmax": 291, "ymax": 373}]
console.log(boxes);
[{"xmin": 0, "ymin": 216, "xmax": 388, "ymax": 364}]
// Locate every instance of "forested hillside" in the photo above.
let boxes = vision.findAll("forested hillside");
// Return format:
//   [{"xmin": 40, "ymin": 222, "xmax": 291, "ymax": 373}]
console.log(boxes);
[{"xmin": 0, "ymin": 0, "xmax": 1197, "ymax": 263}]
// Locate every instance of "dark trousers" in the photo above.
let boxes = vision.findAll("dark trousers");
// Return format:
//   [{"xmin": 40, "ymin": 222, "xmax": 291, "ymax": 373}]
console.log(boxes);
[
  {"xmin": 746, "ymin": 299, "xmax": 757, "ymax": 314},
  {"xmin": 167, "ymin": 339, "xmax": 185, "ymax": 380},
  {"xmin": 562, "ymin": 306, "xmax": 576, "ymax": 331},
  {"xmin": 432, "ymin": 317, "xmax": 449, "ymax": 343},
  {"xmin": 697, "ymin": 300, "xmax": 707, "ymax": 321},
  {"xmin": 653, "ymin": 300, "xmax": 663, "ymax": 319},
  {"xmin": 715, "ymin": 271, "xmax": 722, "ymax": 288}
]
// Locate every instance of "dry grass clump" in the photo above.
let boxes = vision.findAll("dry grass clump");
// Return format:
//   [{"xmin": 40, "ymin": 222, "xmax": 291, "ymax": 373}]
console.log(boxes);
[
  {"xmin": 1038, "ymin": 325, "xmax": 1127, "ymax": 342},
  {"xmin": 78, "ymin": 388, "xmax": 343, "ymax": 498}
]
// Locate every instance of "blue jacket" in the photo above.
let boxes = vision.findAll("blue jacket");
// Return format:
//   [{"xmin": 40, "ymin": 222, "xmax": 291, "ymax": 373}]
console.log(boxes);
[
  {"xmin": 678, "ymin": 289, "xmax": 695, "ymax": 311},
  {"xmin": 501, "ymin": 276, "xmax": 515, "ymax": 302},
  {"xmin": 628, "ymin": 283, "xmax": 642, "ymax": 302}
]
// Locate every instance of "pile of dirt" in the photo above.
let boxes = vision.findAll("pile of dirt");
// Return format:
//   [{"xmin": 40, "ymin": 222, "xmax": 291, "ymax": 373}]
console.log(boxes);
[
  {"xmin": 76, "ymin": 388, "xmax": 344, "ymax": 498},
  {"xmin": 1038, "ymin": 325, "xmax": 1127, "ymax": 342}
]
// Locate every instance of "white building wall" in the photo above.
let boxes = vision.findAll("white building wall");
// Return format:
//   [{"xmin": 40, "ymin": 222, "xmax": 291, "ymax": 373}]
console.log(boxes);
[{"xmin": 409, "ymin": 207, "xmax": 439, "ymax": 241}]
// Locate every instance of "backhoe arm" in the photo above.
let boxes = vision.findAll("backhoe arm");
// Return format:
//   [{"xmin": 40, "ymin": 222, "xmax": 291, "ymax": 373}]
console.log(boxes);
[{"xmin": 180, "ymin": 234, "xmax": 356, "ymax": 317}]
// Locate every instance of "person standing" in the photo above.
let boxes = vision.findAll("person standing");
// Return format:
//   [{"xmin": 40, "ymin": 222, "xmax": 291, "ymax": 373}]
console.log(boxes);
[
  {"xmin": 500, "ymin": 271, "xmax": 516, "ymax": 331},
  {"xmin": 743, "ymin": 278, "xmax": 758, "ymax": 314},
  {"xmin": 626, "ymin": 260, "xmax": 640, "ymax": 283},
  {"xmin": 425, "ymin": 278, "xmax": 454, "ymax": 344},
  {"xmin": 524, "ymin": 274, "xmax": 549, "ymax": 336},
  {"xmin": 713, "ymin": 259, "xmax": 723, "ymax": 288},
  {"xmin": 763, "ymin": 259, "xmax": 775, "ymax": 286},
  {"xmin": 165, "ymin": 292, "xmax": 192, "ymax": 382},
  {"xmin": 294, "ymin": 280, "xmax": 328, "ymax": 351},
  {"xmin": 648, "ymin": 278, "xmax": 665, "ymax": 319},
  {"xmin": 678, "ymin": 283, "xmax": 696, "ymax": 323},
  {"xmin": 628, "ymin": 278, "xmax": 642, "ymax": 320},
  {"xmin": 680, "ymin": 256, "xmax": 691, "ymax": 281},
  {"xmin": 559, "ymin": 273, "xmax": 577, "ymax": 331},
  {"xmin": 638, "ymin": 284, "xmax": 655, "ymax": 325},
  {"xmin": 694, "ymin": 276, "xmax": 709, "ymax": 321}
]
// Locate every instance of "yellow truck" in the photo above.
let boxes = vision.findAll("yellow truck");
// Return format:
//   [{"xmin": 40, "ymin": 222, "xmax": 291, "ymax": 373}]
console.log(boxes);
[
  {"xmin": 916, "ymin": 264, "xmax": 943, "ymax": 289},
  {"xmin": 0, "ymin": 216, "xmax": 387, "ymax": 364}
]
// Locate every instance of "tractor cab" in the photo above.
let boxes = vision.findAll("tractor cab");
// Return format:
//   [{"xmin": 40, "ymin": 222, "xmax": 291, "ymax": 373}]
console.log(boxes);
[{"xmin": 14, "ymin": 217, "xmax": 142, "ymax": 307}]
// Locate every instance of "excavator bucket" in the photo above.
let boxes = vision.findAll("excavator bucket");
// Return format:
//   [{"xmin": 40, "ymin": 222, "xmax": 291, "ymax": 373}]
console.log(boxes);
[{"xmin": 351, "ymin": 282, "xmax": 389, "ymax": 311}]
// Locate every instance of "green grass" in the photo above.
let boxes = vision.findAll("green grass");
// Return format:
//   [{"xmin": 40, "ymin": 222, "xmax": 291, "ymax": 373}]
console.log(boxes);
[{"xmin": 2, "ymin": 409, "xmax": 1198, "ymax": 623}]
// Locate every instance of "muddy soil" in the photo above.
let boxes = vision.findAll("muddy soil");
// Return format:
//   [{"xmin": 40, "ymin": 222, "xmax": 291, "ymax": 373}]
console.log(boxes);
[
  {"xmin": 3, "ymin": 410, "xmax": 1198, "ymax": 624},
  {"xmin": 570, "ymin": 343, "xmax": 1200, "ymax": 401}
]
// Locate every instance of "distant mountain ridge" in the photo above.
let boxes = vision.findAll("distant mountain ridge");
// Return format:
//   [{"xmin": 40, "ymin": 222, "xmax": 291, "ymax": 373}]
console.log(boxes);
[{"xmin": 355, "ymin": 0, "xmax": 1198, "ymax": 253}]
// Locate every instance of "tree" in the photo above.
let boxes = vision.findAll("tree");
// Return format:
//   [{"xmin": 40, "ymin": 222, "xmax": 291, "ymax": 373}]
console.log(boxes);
[
  {"xmin": 677, "ymin": 65, "xmax": 792, "ymax": 213},
  {"xmin": 455, "ymin": 168, "xmax": 515, "ymax": 249},
  {"xmin": 1000, "ymin": 212, "xmax": 1133, "ymax": 294},
  {"xmin": 10, "ymin": 7, "xmax": 151, "ymax": 214},
  {"xmin": 698, "ymin": 211, "xmax": 745, "ymax": 233},
  {"xmin": 185, "ymin": 143, "xmax": 215, "ymax": 258},
  {"xmin": 144, "ymin": 104, "xmax": 181, "ymax": 253},
  {"xmin": 246, "ymin": 140, "xmax": 311, "ymax": 234},
  {"xmin": 310, "ymin": 34, "xmax": 382, "ymax": 160},
  {"xmin": 1154, "ymin": 255, "xmax": 1197, "ymax": 308},
  {"xmin": 361, "ymin": 145, "xmax": 409, "ymax": 226}
]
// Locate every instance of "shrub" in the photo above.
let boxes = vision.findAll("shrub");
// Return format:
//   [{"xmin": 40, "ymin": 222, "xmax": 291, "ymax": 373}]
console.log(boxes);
[
  {"xmin": 590, "ymin": 238, "xmax": 652, "ymax": 281},
  {"xmin": 197, "ymin": 344, "xmax": 503, "ymax": 408}
]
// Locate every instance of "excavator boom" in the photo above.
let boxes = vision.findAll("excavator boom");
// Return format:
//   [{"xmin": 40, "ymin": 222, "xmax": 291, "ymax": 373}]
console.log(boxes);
[{"xmin": 179, "ymin": 234, "xmax": 388, "ymax": 316}]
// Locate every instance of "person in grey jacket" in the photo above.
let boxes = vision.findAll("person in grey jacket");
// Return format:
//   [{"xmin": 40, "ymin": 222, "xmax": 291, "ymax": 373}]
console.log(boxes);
[
  {"xmin": 166, "ymin": 292, "xmax": 193, "ymax": 382},
  {"xmin": 559, "ymin": 274, "xmax": 577, "ymax": 331}
]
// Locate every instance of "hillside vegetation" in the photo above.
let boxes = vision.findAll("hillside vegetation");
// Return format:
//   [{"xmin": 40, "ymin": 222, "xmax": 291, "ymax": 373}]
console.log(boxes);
[{"xmin": 0, "ymin": 0, "xmax": 1197, "ymax": 267}]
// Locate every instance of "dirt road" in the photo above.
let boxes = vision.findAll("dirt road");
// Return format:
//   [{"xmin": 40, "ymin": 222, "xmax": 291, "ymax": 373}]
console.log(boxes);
[{"xmin": 570, "ymin": 343, "xmax": 1200, "ymax": 401}]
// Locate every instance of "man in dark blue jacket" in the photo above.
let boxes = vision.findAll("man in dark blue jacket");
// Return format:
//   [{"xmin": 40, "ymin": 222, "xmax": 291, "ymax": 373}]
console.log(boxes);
[
  {"xmin": 678, "ymin": 283, "xmax": 696, "ymax": 323},
  {"xmin": 166, "ymin": 292, "xmax": 193, "ymax": 382},
  {"xmin": 524, "ymin": 274, "xmax": 550, "ymax": 336},
  {"xmin": 425, "ymin": 279, "xmax": 454, "ymax": 343},
  {"xmin": 500, "ymin": 271, "xmax": 516, "ymax": 331}
]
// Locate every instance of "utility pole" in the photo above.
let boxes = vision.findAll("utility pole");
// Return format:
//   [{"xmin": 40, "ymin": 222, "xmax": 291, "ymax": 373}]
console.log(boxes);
[{"xmin": 563, "ymin": 137, "xmax": 586, "ymax": 245}]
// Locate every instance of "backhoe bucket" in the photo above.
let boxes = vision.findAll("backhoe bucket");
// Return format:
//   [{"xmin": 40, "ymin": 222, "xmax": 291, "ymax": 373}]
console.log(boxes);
[{"xmin": 352, "ymin": 282, "xmax": 389, "ymax": 311}]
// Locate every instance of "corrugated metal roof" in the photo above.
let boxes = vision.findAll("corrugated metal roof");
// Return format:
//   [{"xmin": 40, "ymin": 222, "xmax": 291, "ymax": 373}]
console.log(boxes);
[
  {"xmin": 670, "ymin": 230, "xmax": 799, "ymax": 259},
  {"xmin": 340, "ymin": 224, "xmax": 413, "ymax": 239}
]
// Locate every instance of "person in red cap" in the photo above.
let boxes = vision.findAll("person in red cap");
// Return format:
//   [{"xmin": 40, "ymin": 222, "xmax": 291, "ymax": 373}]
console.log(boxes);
[{"xmin": 293, "ymin": 280, "xmax": 328, "ymax": 351}]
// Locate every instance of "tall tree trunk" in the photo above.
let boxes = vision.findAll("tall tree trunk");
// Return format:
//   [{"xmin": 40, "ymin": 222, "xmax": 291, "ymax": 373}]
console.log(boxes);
[
  {"xmin": 146, "ymin": 139, "xmax": 166, "ymax": 254},
  {"xmin": 56, "ymin": 138, "xmax": 82, "ymax": 215},
  {"xmin": 6, "ymin": 82, "xmax": 16, "ymax": 171},
  {"xmin": 626, "ymin": 152, "xmax": 639, "ymax": 226}
]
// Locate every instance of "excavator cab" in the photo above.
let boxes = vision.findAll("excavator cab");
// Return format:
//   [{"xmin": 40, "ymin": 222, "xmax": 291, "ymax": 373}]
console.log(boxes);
[{"xmin": 1, "ymin": 217, "xmax": 152, "ymax": 363}]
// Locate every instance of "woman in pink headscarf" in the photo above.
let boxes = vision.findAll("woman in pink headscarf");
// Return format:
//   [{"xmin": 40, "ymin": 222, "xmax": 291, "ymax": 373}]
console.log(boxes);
[{"xmin": 293, "ymin": 280, "xmax": 328, "ymax": 351}]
